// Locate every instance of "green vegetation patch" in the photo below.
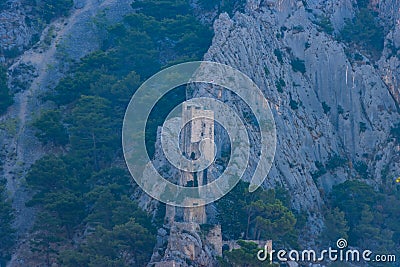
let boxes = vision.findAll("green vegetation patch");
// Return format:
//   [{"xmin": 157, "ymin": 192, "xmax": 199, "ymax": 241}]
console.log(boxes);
[
  {"xmin": 216, "ymin": 181, "xmax": 297, "ymax": 243},
  {"xmin": 327, "ymin": 180, "xmax": 400, "ymax": 252},
  {"xmin": 340, "ymin": 8, "xmax": 385, "ymax": 53},
  {"xmin": 22, "ymin": 0, "xmax": 215, "ymax": 264},
  {"xmin": 290, "ymin": 58, "xmax": 306, "ymax": 74},
  {"xmin": 0, "ymin": 66, "xmax": 13, "ymax": 115}
]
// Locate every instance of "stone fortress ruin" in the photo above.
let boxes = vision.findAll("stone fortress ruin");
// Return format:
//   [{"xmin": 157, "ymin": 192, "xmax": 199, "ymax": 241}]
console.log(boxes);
[{"xmin": 150, "ymin": 102, "xmax": 271, "ymax": 267}]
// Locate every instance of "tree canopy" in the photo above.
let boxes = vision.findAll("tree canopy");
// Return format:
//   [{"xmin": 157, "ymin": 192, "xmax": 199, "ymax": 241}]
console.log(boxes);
[
  {"xmin": 0, "ymin": 66, "xmax": 13, "ymax": 115},
  {"xmin": 216, "ymin": 181, "xmax": 297, "ymax": 244},
  {"xmin": 23, "ymin": 0, "xmax": 214, "ymax": 265}
]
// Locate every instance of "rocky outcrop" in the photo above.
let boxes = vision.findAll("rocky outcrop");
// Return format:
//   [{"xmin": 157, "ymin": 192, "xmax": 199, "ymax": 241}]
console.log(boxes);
[
  {"xmin": 150, "ymin": 223, "xmax": 221, "ymax": 267},
  {"xmin": 0, "ymin": 1, "xmax": 37, "ymax": 62},
  {"xmin": 146, "ymin": 115, "xmax": 223, "ymax": 267},
  {"xmin": 377, "ymin": 0, "xmax": 400, "ymax": 107}
]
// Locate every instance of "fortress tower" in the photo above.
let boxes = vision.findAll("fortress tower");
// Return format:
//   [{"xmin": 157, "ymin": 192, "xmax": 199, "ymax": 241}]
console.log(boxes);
[
  {"xmin": 180, "ymin": 103, "xmax": 214, "ymax": 188},
  {"xmin": 164, "ymin": 103, "xmax": 214, "ymax": 225},
  {"xmin": 180, "ymin": 103, "xmax": 214, "ymax": 224},
  {"xmin": 152, "ymin": 103, "xmax": 223, "ymax": 266}
]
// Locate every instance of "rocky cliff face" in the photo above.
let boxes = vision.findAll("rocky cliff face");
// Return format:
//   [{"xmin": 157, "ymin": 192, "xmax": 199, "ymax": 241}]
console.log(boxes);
[
  {"xmin": 196, "ymin": 0, "xmax": 400, "ymax": 239},
  {"xmin": 1, "ymin": 0, "xmax": 399, "ymax": 265},
  {"xmin": 378, "ymin": 0, "xmax": 400, "ymax": 106},
  {"xmin": 150, "ymin": 223, "xmax": 221, "ymax": 267},
  {"xmin": 0, "ymin": 0, "xmax": 36, "ymax": 62},
  {"xmin": 146, "ymin": 2, "xmax": 400, "ymax": 263}
]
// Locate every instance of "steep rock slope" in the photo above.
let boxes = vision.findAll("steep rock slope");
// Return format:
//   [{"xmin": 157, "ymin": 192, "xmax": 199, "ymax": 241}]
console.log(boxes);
[
  {"xmin": 378, "ymin": 0, "xmax": 400, "ymax": 105},
  {"xmin": 198, "ymin": 0, "xmax": 400, "ymax": 238}
]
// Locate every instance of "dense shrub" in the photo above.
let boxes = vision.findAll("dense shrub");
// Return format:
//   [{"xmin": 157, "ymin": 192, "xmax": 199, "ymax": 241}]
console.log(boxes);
[
  {"xmin": 340, "ymin": 8, "xmax": 384, "ymax": 52},
  {"xmin": 274, "ymin": 49, "xmax": 283, "ymax": 63},
  {"xmin": 325, "ymin": 154, "xmax": 347, "ymax": 170},
  {"xmin": 315, "ymin": 16, "xmax": 334, "ymax": 34},
  {"xmin": 289, "ymin": 99, "xmax": 299, "ymax": 110},
  {"xmin": 197, "ymin": 0, "xmax": 246, "ymax": 15},
  {"xmin": 322, "ymin": 101, "xmax": 331, "ymax": 114},
  {"xmin": 290, "ymin": 58, "xmax": 306, "ymax": 74},
  {"xmin": 33, "ymin": 110, "xmax": 68, "ymax": 146},
  {"xmin": 275, "ymin": 77, "xmax": 286, "ymax": 93},
  {"xmin": 40, "ymin": 0, "xmax": 73, "ymax": 22},
  {"xmin": 354, "ymin": 161, "xmax": 369, "ymax": 178},
  {"xmin": 0, "ymin": 66, "xmax": 13, "ymax": 115},
  {"xmin": 329, "ymin": 180, "xmax": 400, "ymax": 252},
  {"xmin": 391, "ymin": 123, "xmax": 400, "ymax": 142}
]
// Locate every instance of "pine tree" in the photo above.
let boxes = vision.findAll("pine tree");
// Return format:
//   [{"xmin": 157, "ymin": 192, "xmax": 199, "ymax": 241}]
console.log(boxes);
[
  {"xmin": 69, "ymin": 95, "xmax": 118, "ymax": 171},
  {"xmin": 221, "ymin": 240, "xmax": 277, "ymax": 267},
  {"xmin": 0, "ymin": 66, "xmax": 13, "ymax": 115},
  {"xmin": 322, "ymin": 207, "xmax": 349, "ymax": 244},
  {"xmin": 33, "ymin": 110, "xmax": 68, "ymax": 146}
]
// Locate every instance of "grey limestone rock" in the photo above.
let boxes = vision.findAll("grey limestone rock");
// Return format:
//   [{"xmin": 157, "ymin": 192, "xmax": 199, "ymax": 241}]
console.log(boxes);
[{"xmin": 199, "ymin": 0, "xmax": 400, "ymax": 243}]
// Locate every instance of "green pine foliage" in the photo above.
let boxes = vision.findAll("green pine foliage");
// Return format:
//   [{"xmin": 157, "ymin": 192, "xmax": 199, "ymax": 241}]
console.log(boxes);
[
  {"xmin": 219, "ymin": 240, "xmax": 278, "ymax": 267},
  {"xmin": 216, "ymin": 181, "xmax": 297, "ymax": 244},
  {"xmin": 32, "ymin": 110, "xmax": 68, "ymax": 146},
  {"xmin": 0, "ymin": 0, "xmax": 7, "ymax": 11},
  {"xmin": 391, "ymin": 122, "xmax": 400, "ymax": 143},
  {"xmin": 322, "ymin": 101, "xmax": 331, "ymax": 114},
  {"xmin": 42, "ymin": 0, "xmax": 73, "ymax": 22},
  {"xmin": 69, "ymin": 95, "xmax": 119, "ymax": 171},
  {"xmin": 325, "ymin": 153, "xmax": 347, "ymax": 170},
  {"xmin": 197, "ymin": 0, "xmax": 246, "ymax": 15},
  {"xmin": 290, "ymin": 58, "xmax": 306, "ymax": 74},
  {"xmin": 274, "ymin": 49, "xmax": 284, "ymax": 63},
  {"xmin": 328, "ymin": 180, "xmax": 400, "ymax": 252},
  {"xmin": 131, "ymin": 0, "xmax": 190, "ymax": 19},
  {"xmin": 25, "ymin": 154, "xmax": 156, "ymax": 263},
  {"xmin": 275, "ymin": 78, "xmax": 286, "ymax": 93},
  {"xmin": 29, "ymin": 211, "xmax": 66, "ymax": 266},
  {"xmin": 314, "ymin": 15, "xmax": 334, "ymax": 34},
  {"xmin": 22, "ymin": 0, "xmax": 214, "ymax": 265},
  {"xmin": 321, "ymin": 207, "xmax": 349, "ymax": 244},
  {"xmin": 340, "ymin": 8, "xmax": 385, "ymax": 53},
  {"xmin": 28, "ymin": 0, "xmax": 73, "ymax": 23},
  {"xmin": 59, "ymin": 219, "xmax": 155, "ymax": 266},
  {"xmin": 0, "ymin": 66, "xmax": 13, "ymax": 115}
]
